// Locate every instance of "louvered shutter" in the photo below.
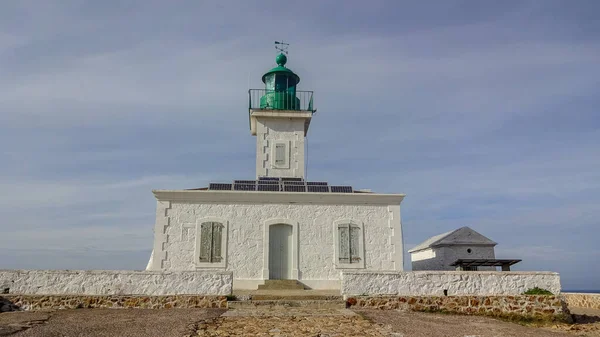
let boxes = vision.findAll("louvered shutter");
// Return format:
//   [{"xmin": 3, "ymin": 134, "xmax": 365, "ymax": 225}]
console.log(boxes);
[
  {"xmin": 338, "ymin": 225, "xmax": 350, "ymax": 263},
  {"xmin": 350, "ymin": 225, "xmax": 360, "ymax": 263},
  {"xmin": 275, "ymin": 143, "xmax": 286, "ymax": 166},
  {"xmin": 211, "ymin": 223, "xmax": 223, "ymax": 263},
  {"xmin": 199, "ymin": 223, "xmax": 212, "ymax": 262}
]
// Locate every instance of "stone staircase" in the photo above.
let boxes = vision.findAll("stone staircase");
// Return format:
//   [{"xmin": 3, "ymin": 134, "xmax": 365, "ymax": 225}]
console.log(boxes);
[
  {"xmin": 228, "ymin": 286, "xmax": 346, "ymax": 310},
  {"xmin": 257, "ymin": 280, "xmax": 305, "ymax": 290},
  {"xmin": 227, "ymin": 299, "xmax": 346, "ymax": 310}
]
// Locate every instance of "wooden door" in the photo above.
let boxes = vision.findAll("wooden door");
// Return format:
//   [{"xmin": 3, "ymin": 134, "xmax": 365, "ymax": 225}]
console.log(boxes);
[{"xmin": 269, "ymin": 224, "xmax": 293, "ymax": 279}]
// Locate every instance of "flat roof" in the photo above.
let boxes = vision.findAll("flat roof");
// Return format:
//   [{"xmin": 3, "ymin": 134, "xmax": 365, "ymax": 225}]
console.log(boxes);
[
  {"xmin": 152, "ymin": 189, "xmax": 405, "ymax": 205},
  {"xmin": 450, "ymin": 259, "xmax": 522, "ymax": 267}
]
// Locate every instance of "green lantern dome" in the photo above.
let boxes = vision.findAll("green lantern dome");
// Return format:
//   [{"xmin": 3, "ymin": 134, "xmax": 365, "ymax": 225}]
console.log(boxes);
[
  {"xmin": 259, "ymin": 53, "xmax": 301, "ymax": 110},
  {"xmin": 261, "ymin": 53, "xmax": 300, "ymax": 85}
]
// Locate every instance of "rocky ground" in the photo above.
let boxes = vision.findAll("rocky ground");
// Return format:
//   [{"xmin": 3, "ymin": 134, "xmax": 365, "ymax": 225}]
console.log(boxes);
[{"xmin": 0, "ymin": 306, "xmax": 598, "ymax": 337}]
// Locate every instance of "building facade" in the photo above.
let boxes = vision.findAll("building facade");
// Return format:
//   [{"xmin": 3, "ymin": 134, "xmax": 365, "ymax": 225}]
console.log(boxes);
[{"xmin": 146, "ymin": 52, "xmax": 405, "ymax": 290}]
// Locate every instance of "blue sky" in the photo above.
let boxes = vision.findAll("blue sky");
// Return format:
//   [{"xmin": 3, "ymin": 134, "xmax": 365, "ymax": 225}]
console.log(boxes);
[{"xmin": 0, "ymin": 1, "xmax": 598, "ymax": 290}]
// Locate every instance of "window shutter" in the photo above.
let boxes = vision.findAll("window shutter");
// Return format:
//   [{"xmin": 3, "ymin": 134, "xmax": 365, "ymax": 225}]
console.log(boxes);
[
  {"xmin": 338, "ymin": 225, "xmax": 350, "ymax": 263},
  {"xmin": 275, "ymin": 143, "xmax": 286, "ymax": 166},
  {"xmin": 211, "ymin": 223, "xmax": 223, "ymax": 263},
  {"xmin": 199, "ymin": 223, "xmax": 212, "ymax": 262},
  {"xmin": 350, "ymin": 225, "xmax": 360, "ymax": 263}
]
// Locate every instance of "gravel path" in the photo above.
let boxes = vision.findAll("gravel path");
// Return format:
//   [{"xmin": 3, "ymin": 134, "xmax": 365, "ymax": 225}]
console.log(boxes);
[
  {"xmin": 0, "ymin": 309, "xmax": 225, "ymax": 337},
  {"xmin": 359, "ymin": 309, "xmax": 599, "ymax": 337},
  {"xmin": 1, "ymin": 307, "xmax": 598, "ymax": 337}
]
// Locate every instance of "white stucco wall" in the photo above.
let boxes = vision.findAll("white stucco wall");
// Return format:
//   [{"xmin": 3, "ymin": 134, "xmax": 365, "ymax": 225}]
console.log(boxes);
[
  {"xmin": 0, "ymin": 270, "xmax": 232, "ymax": 296},
  {"xmin": 147, "ymin": 192, "xmax": 404, "ymax": 289},
  {"xmin": 341, "ymin": 271, "xmax": 561, "ymax": 296},
  {"xmin": 410, "ymin": 248, "xmax": 436, "ymax": 262},
  {"xmin": 411, "ymin": 245, "xmax": 496, "ymax": 271},
  {"xmin": 255, "ymin": 117, "xmax": 305, "ymax": 178}
]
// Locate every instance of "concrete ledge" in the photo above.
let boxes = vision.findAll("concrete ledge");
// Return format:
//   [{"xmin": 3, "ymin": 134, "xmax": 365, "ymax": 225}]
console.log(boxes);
[
  {"xmin": 233, "ymin": 279, "xmax": 340, "ymax": 290},
  {"xmin": 341, "ymin": 271, "xmax": 561, "ymax": 296},
  {"xmin": 228, "ymin": 300, "xmax": 345, "ymax": 309},
  {"xmin": 346, "ymin": 295, "xmax": 570, "ymax": 321},
  {"xmin": 249, "ymin": 109, "xmax": 313, "ymax": 136},
  {"xmin": 152, "ymin": 190, "xmax": 405, "ymax": 205},
  {"xmin": 2, "ymin": 295, "xmax": 227, "ymax": 310},
  {"xmin": 0, "ymin": 270, "xmax": 233, "ymax": 296},
  {"xmin": 563, "ymin": 292, "xmax": 600, "ymax": 310}
]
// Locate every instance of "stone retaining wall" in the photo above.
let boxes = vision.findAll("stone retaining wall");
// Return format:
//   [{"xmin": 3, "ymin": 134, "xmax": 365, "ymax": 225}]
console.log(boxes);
[
  {"xmin": 0, "ymin": 270, "xmax": 232, "ymax": 296},
  {"xmin": 563, "ymin": 293, "xmax": 600, "ymax": 309},
  {"xmin": 346, "ymin": 295, "xmax": 570, "ymax": 321},
  {"xmin": 341, "ymin": 271, "xmax": 561, "ymax": 296},
  {"xmin": 2, "ymin": 295, "xmax": 227, "ymax": 310}
]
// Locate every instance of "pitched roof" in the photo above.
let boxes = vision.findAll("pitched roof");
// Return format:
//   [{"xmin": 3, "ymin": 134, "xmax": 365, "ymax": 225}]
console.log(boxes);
[{"xmin": 408, "ymin": 226, "xmax": 497, "ymax": 253}]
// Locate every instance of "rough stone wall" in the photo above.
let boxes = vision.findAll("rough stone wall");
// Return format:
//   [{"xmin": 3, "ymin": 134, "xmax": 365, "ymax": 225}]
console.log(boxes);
[
  {"xmin": 563, "ymin": 292, "xmax": 600, "ymax": 309},
  {"xmin": 346, "ymin": 295, "xmax": 570, "ymax": 321},
  {"xmin": 411, "ymin": 245, "xmax": 495, "ymax": 271},
  {"xmin": 0, "ymin": 270, "xmax": 232, "ymax": 296},
  {"xmin": 341, "ymin": 271, "xmax": 561, "ymax": 296},
  {"xmin": 2, "ymin": 295, "xmax": 227, "ymax": 310},
  {"xmin": 256, "ymin": 118, "xmax": 305, "ymax": 178},
  {"xmin": 152, "ymin": 202, "xmax": 402, "ymax": 283}
]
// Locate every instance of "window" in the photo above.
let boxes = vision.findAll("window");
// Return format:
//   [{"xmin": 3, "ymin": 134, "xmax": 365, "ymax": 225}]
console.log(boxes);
[
  {"xmin": 275, "ymin": 143, "xmax": 286, "ymax": 166},
  {"xmin": 334, "ymin": 221, "xmax": 365, "ymax": 269},
  {"xmin": 199, "ymin": 222, "xmax": 223, "ymax": 263},
  {"xmin": 275, "ymin": 74, "xmax": 290, "ymax": 91},
  {"xmin": 338, "ymin": 224, "xmax": 360, "ymax": 263},
  {"xmin": 264, "ymin": 74, "xmax": 275, "ymax": 91},
  {"xmin": 463, "ymin": 266, "xmax": 478, "ymax": 271},
  {"xmin": 272, "ymin": 141, "xmax": 289, "ymax": 168}
]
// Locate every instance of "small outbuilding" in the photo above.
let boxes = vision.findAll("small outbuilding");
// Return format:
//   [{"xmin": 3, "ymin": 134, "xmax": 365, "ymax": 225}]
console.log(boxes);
[{"xmin": 409, "ymin": 226, "xmax": 518, "ymax": 271}]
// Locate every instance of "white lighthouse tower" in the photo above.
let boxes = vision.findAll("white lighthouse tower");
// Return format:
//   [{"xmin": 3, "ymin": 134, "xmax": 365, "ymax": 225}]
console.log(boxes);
[{"xmin": 248, "ymin": 50, "xmax": 315, "ymax": 179}]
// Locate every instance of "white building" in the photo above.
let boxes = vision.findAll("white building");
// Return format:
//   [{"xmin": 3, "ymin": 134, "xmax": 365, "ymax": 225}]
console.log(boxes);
[
  {"xmin": 409, "ymin": 227, "xmax": 499, "ymax": 271},
  {"xmin": 146, "ymin": 53, "xmax": 405, "ymax": 290}
]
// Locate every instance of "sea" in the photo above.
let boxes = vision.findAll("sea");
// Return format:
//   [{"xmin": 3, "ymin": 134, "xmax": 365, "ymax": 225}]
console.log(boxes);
[{"xmin": 563, "ymin": 290, "xmax": 600, "ymax": 294}]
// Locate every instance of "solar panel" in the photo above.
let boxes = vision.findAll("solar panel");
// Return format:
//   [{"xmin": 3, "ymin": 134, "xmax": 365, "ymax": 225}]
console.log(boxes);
[
  {"xmin": 234, "ymin": 183, "xmax": 256, "ymax": 191},
  {"xmin": 206, "ymin": 179, "xmax": 354, "ymax": 193},
  {"xmin": 208, "ymin": 183, "xmax": 233, "ymax": 191},
  {"xmin": 257, "ymin": 180, "xmax": 279, "ymax": 185},
  {"xmin": 281, "ymin": 177, "xmax": 303, "ymax": 182},
  {"xmin": 330, "ymin": 186, "xmax": 353, "ymax": 193},
  {"xmin": 307, "ymin": 185, "xmax": 329, "ymax": 193},
  {"xmin": 234, "ymin": 180, "xmax": 256, "ymax": 184},
  {"xmin": 258, "ymin": 184, "xmax": 280, "ymax": 191},
  {"xmin": 258, "ymin": 177, "xmax": 280, "ymax": 181},
  {"xmin": 284, "ymin": 185, "xmax": 307, "ymax": 192}
]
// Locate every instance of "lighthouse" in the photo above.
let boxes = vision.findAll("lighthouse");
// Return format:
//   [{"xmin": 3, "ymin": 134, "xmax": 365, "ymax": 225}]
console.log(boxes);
[{"xmin": 147, "ymin": 45, "xmax": 405, "ymax": 291}]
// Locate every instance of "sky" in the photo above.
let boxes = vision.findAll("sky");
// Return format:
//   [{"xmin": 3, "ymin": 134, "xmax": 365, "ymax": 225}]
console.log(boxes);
[{"xmin": 0, "ymin": 0, "xmax": 598, "ymax": 290}]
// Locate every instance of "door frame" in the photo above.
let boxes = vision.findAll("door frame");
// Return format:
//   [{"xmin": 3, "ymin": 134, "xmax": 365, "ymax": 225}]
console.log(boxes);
[{"xmin": 262, "ymin": 218, "xmax": 299, "ymax": 280}]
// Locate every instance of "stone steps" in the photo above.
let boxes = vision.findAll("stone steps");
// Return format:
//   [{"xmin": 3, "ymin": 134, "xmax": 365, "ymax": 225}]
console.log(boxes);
[
  {"xmin": 228, "ymin": 300, "xmax": 346, "ymax": 310},
  {"xmin": 221, "ymin": 307, "xmax": 357, "ymax": 317},
  {"xmin": 250, "ymin": 294, "xmax": 343, "ymax": 301},
  {"xmin": 257, "ymin": 280, "xmax": 305, "ymax": 290}
]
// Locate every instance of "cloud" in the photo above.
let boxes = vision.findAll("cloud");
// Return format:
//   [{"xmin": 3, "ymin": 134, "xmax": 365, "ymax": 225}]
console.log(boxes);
[
  {"xmin": 0, "ymin": 0, "xmax": 598, "ymax": 288},
  {"xmin": 0, "ymin": 174, "xmax": 213, "ymax": 261}
]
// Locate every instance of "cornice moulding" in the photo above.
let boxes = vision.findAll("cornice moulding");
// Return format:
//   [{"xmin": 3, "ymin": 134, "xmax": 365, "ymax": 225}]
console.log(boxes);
[{"xmin": 152, "ymin": 190, "xmax": 405, "ymax": 205}]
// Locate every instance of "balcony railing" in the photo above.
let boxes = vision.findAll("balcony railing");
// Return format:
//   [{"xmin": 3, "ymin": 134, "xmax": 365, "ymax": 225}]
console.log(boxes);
[{"xmin": 248, "ymin": 89, "xmax": 315, "ymax": 113}]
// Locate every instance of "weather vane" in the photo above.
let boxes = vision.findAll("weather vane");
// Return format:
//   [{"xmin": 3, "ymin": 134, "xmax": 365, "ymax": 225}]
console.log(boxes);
[{"xmin": 274, "ymin": 41, "xmax": 289, "ymax": 54}]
